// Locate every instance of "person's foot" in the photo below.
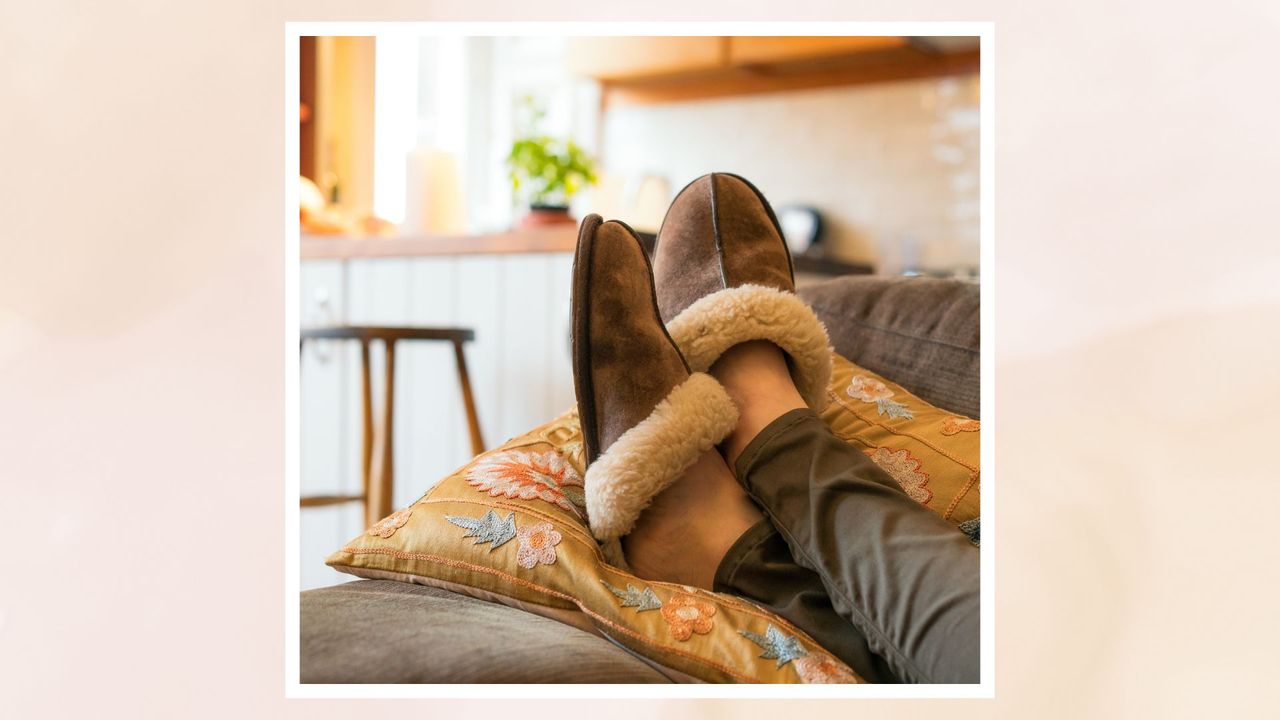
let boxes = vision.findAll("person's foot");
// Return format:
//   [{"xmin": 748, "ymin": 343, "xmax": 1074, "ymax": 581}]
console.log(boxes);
[
  {"xmin": 710, "ymin": 340, "xmax": 808, "ymax": 469},
  {"xmin": 622, "ymin": 449, "xmax": 764, "ymax": 589},
  {"xmin": 652, "ymin": 173, "xmax": 834, "ymax": 414},
  {"xmin": 571, "ymin": 215, "xmax": 749, "ymax": 582}
]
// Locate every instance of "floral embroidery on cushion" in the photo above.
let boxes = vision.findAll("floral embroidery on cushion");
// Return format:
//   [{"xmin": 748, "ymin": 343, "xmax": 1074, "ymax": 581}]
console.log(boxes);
[
  {"xmin": 794, "ymin": 653, "xmax": 858, "ymax": 684},
  {"xmin": 847, "ymin": 376, "xmax": 913, "ymax": 419},
  {"xmin": 739, "ymin": 624, "xmax": 808, "ymax": 668},
  {"xmin": 602, "ymin": 580, "xmax": 663, "ymax": 612},
  {"xmin": 941, "ymin": 416, "xmax": 980, "ymax": 436},
  {"xmin": 865, "ymin": 447, "xmax": 933, "ymax": 504},
  {"xmin": 874, "ymin": 397, "xmax": 914, "ymax": 420},
  {"xmin": 539, "ymin": 414, "xmax": 580, "ymax": 446},
  {"xmin": 465, "ymin": 450, "xmax": 587, "ymax": 518},
  {"xmin": 846, "ymin": 375, "xmax": 894, "ymax": 402},
  {"xmin": 366, "ymin": 507, "xmax": 412, "ymax": 538},
  {"xmin": 515, "ymin": 521, "xmax": 562, "ymax": 569},
  {"xmin": 660, "ymin": 592, "xmax": 717, "ymax": 641},
  {"xmin": 445, "ymin": 509, "xmax": 517, "ymax": 551},
  {"xmin": 558, "ymin": 440, "xmax": 586, "ymax": 475},
  {"xmin": 537, "ymin": 414, "xmax": 586, "ymax": 473}
]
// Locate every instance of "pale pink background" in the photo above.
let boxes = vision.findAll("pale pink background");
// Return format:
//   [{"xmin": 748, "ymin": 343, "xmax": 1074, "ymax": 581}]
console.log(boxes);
[{"xmin": 3, "ymin": 1, "xmax": 1279, "ymax": 717}]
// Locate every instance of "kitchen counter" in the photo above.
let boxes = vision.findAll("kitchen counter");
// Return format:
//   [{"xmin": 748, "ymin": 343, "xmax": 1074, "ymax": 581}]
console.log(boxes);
[
  {"xmin": 301, "ymin": 226, "xmax": 578, "ymax": 260},
  {"xmin": 300, "ymin": 226, "xmax": 875, "ymax": 276}
]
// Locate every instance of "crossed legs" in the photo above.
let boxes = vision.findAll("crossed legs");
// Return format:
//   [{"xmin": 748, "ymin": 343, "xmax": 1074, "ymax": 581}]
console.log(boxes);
[{"xmin": 624, "ymin": 340, "xmax": 980, "ymax": 684}]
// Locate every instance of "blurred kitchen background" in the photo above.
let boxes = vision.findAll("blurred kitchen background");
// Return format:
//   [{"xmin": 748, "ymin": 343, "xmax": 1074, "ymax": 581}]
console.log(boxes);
[{"xmin": 299, "ymin": 35, "xmax": 980, "ymax": 588}]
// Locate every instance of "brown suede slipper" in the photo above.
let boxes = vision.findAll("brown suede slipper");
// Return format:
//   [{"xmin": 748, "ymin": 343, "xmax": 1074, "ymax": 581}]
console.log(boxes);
[
  {"xmin": 653, "ymin": 173, "xmax": 833, "ymax": 411},
  {"xmin": 572, "ymin": 215, "xmax": 739, "ymax": 565}
]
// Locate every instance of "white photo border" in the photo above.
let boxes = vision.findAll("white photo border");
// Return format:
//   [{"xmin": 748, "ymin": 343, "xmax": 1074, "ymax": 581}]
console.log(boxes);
[{"xmin": 284, "ymin": 19, "xmax": 995, "ymax": 700}]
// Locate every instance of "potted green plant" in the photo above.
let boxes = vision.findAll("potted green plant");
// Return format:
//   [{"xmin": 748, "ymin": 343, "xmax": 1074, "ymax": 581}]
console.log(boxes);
[{"xmin": 506, "ymin": 99, "xmax": 597, "ymax": 228}]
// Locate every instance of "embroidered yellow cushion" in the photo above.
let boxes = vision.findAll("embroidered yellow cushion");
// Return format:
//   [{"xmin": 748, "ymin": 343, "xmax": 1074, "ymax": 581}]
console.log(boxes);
[
  {"xmin": 821, "ymin": 353, "xmax": 981, "ymax": 539},
  {"xmin": 325, "ymin": 352, "xmax": 979, "ymax": 683}
]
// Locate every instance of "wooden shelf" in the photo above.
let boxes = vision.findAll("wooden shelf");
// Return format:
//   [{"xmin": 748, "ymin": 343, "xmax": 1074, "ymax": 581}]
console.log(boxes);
[
  {"xmin": 601, "ymin": 47, "xmax": 979, "ymax": 108},
  {"xmin": 301, "ymin": 226, "xmax": 578, "ymax": 260},
  {"xmin": 728, "ymin": 36, "xmax": 907, "ymax": 65},
  {"xmin": 569, "ymin": 36, "xmax": 979, "ymax": 108}
]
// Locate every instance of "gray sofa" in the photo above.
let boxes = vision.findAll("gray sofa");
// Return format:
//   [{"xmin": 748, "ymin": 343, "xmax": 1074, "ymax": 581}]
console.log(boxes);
[{"xmin": 300, "ymin": 275, "xmax": 980, "ymax": 683}]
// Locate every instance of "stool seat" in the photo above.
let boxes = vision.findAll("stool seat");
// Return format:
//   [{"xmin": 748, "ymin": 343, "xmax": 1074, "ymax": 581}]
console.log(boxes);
[
  {"xmin": 302, "ymin": 326, "xmax": 474, "ymax": 343},
  {"xmin": 300, "ymin": 325, "xmax": 485, "ymax": 527}
]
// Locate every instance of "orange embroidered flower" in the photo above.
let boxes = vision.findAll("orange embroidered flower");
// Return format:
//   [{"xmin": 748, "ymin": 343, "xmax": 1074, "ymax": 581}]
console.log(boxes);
[
  {"xmin": 366, "ymin": 507, "xmax": 413, "ymax": 538},
  {"xmin": 941, "ymin": 416, "xmax": 980, "ymax": 436},
  {"xmin": 660, "ymin": 592, "xmax": 717, "ymax": 641},
  {"xmin": 515, "ymin": 521, "xmax": 562, "ymax": 568},
  {"xmin": 846, "ymin": 375, "xmax": 894, "ymax": 402},
  {"xmin": 865, "ymin": 447, "xmax": 933, "ymax": 504},
  {"xmin": 794, "ymin": 653, "xmax": 859, "ymax": 684},
  {"xmin": 465, "ymin": 450, "xmax": 586, "ymax": 519}
]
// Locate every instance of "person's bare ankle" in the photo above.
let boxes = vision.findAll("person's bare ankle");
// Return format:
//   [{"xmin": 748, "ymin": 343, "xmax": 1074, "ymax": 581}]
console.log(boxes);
[
  {"xmin": 710, "ymin": 341, "xmax": 807, "ymax": 468},
  {"xmin": 621, "ymin": 450, "xmax": 763, "ymax": 590}
]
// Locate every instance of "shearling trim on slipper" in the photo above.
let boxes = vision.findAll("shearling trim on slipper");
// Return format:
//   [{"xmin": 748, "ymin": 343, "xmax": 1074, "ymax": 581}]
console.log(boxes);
[
  {"xmin": 665, "ymin": 284, "xmax": 833, "ymax": 412},
  {"xmin": 585, "ymin": 372, "xmax": 739, "ymax": 548}
]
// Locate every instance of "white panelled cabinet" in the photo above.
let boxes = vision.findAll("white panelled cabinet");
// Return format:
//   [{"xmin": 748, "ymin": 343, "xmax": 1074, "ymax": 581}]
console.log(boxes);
[{"xmin": 299, "ymin": 252, "xmax": 575, "ymax": 590}]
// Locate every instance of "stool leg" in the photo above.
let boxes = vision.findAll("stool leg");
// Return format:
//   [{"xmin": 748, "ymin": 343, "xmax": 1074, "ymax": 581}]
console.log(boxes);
[
  {"xmin": 453, "ymin": 339, "xmax": 485, "ymax": 456},
  {"xmin": 359, "ymin": 339, "xmax": 375, "ymax": 525},
  {"xmin": 367, "ymin": 339, "xmax": 396, "ymax": 526}
]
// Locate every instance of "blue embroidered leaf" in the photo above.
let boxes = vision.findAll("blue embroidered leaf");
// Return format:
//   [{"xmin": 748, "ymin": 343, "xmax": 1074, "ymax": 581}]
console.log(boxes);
[
  {"xmin": 445, "ymin": 510, "xmax": 517, "ymax": 551},
  {"xmin": 875, "ymin": 397, "xmax": 914, "ymax": 420},
  {"xmin": 958, "ymin": 517, "xmax": 980, "ymax": 547},
  {"xmin": 602, "ymin": 580, "xmax": 663, "ymax": 612},
  {"xmin": 739, "ymin": 624, "xmax": 809, "ymax": 668}
]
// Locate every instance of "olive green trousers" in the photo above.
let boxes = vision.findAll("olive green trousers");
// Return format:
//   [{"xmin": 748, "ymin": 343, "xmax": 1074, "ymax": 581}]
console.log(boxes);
[{"xmin": 713, "ymin": 409, "xmax": 980, "ymax": 684}]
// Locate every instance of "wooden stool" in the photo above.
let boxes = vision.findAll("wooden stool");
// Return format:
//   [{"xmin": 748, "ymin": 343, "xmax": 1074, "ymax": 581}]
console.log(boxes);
[{"xmin": 300, "ymin": 326, "xmax": 485, "ymax": 527}]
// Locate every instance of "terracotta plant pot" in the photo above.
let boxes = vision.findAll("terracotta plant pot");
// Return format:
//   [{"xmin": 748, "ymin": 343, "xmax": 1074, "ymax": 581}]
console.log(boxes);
[{"xmin": 520, "ymin": 205, "xmax": 575, "ymax": 229}]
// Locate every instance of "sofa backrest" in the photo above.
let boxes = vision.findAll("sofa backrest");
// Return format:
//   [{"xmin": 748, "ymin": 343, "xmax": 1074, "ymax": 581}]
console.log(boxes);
[{"xmin": 798, "ymin": 276, "xmax": 980, "ymax": 419}]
